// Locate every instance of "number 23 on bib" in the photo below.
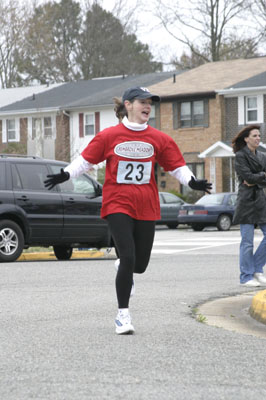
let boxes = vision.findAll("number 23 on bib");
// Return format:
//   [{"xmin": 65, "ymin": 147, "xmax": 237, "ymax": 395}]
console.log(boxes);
[{"xmin": 117, "ymin": 161, "xmax": 152, "ymax": 185}]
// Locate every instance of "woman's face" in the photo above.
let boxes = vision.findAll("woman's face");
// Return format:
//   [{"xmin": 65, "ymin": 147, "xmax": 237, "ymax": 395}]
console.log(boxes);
[
  {"xmin": 125, "ymin": 98, "xmax": 152, "ymax": 124},
  {"xmin": 244, "ymin": 129, "xmax": 261, "ymax": 151}
]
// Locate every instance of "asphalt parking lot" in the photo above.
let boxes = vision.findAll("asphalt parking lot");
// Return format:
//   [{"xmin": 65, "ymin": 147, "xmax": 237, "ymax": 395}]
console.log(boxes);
[{"xmin": 1, "ymin": 226, "xmax": 266, "ymax": 400}]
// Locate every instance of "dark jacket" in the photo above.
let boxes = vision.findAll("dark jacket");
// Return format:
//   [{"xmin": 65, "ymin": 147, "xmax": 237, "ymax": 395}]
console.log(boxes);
[{"xmin": 233, "ymin": 146, "xmax": 266, "ymax": 224}]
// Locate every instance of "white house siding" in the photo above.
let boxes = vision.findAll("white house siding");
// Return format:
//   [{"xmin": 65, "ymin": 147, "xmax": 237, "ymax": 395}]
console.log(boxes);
[{"xmin": 69, "ymin": 107, "xmax": 118, "ymax": 161}]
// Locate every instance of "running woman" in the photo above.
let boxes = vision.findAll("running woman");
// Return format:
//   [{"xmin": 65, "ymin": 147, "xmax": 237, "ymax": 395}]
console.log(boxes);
[{"xmin": 44, "ymin": 86, "xmax": 212, "ymax": 335}]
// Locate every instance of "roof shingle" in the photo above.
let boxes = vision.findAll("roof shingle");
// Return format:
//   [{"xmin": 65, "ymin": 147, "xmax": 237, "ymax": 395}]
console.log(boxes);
[
  {"xmin": 0, "ymin": 71, "xmax": 181, "ymax": 113},
  {"xmin": 148, "ymin": 57, "xmax": 266, "ymax": 97}
]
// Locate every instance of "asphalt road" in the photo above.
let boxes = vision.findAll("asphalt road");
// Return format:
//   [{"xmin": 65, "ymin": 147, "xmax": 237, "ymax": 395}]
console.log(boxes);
[{"xmin": 1, "ymin": 226, "xmax": 266, "ymax": 399}]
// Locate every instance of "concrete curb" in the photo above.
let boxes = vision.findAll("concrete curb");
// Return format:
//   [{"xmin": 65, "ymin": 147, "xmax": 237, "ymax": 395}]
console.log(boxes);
[
  {"xmin": 18, "ymin": 250, "xmax": 112, "ymax": 261},
  {"xmin": 197, "ymin": 291, "xmax": 266, "ymax": 339},
  {"xmin": 249, "ymin": 290, "xmax": 266, "ymax": 325}
]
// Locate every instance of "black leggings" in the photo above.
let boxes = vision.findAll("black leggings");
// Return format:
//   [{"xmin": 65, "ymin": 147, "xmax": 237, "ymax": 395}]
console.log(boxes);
[{"xmin": 107, "ymin": 213, "xmax": 155, "ymax": 308}]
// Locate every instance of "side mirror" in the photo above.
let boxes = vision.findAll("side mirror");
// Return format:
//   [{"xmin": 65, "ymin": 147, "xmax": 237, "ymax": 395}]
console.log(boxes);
[{"xmin": 95, "ymin": 184, "xmax": 102, "ymax": 197}]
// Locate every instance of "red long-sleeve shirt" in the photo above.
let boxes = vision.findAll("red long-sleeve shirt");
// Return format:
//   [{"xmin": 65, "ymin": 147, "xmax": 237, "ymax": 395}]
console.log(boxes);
[{"xmin": 81, "ymin": 123, "xmax": 186, "ymax": 220}]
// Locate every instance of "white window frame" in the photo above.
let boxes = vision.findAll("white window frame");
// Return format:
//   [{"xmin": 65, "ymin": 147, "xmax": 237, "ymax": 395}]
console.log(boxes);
[
  {"xmin": 6, "ymin": 119, "xmax": 16, "ymax": 141},
  {"xmin": 180, "ymin": 102, "xmax": 191, "ymax": 127},
  {"xmin": 238, "ymin": 94, "xmax": 264, "ymax": 124},
  {"xmin": 246, "ymin": 96, "xmax": 258, "ymax": 123},
  {"xmin": 43, "ymin": 116, "xmax": 53, "ymax": 138},
  {"xmin": 2, "ymin": 118, "xmax": 20, "ymax": 143},
  {"xmin": 84, "ymin": 113, "xmax": 95, "ymax": 136},
  {"xmin": 180, "ymin": 100, "xmax": 205, "ymax": 127},
  {"xmin": 29, "ymin": 115, "xmax": 55, "ymax": 140},
  {"xmin": 32, "ymin": 117, "xmax": 41, "ymax": 139}
]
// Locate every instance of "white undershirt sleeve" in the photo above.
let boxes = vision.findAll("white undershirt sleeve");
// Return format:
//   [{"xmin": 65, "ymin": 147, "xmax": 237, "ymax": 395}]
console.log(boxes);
[
  {"xmin": 64, "ymin": 155, "xmax": 94, "ymax": 178},
  {"xmin": 169, "ymin": 165, "xmax": 195, "ymax": 186}
]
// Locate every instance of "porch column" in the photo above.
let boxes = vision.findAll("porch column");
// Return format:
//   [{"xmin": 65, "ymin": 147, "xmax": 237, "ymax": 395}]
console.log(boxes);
[
  {"xmin": 229, "ymin": 157, "xmax": 233, "ymax": 192},
  {"xmin": 210, "ymin": 157, "xmax": 216, "ymax": 192}
]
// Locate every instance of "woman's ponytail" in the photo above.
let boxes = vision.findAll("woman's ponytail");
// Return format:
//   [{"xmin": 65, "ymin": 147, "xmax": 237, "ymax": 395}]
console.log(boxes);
[{"xmin": 113, "ymin": 97, "xmax": 127, "ymax": 121}]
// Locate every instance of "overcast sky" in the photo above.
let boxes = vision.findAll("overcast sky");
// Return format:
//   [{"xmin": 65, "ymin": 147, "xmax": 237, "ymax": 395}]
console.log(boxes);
[
  {"xmin": 23, "ymin": 0, "xmax": 263, "ymax": 70},
  {"xmin": 101, "ymin": 0, "xmax": 183, "ymax": 68}
]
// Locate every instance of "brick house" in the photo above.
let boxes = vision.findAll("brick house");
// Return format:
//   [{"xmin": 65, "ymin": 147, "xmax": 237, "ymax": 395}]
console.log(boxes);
[
  {"xmin": 148, "ymin": 57, "xmax": 266, "ymax": 199},
  {"xmin": 197, "ymin": 70, "xmax": 266, "ymax": 195},
  {"xmin": 1, "ymin": 59, "xmax": 266, "ymax": 196},
  {"xmin": 0, "ymin": 71, "xmax": 177, "ymax": 163}
]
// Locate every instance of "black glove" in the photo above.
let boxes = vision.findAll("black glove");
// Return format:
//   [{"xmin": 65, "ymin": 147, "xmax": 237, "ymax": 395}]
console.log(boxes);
[
  {"xmin": 44, "ymin": 168, "xmax": 70, "ymax": 190},
  {"xmin": 188, "ymin": 176, "xmax": 212, "ymax": 194}
]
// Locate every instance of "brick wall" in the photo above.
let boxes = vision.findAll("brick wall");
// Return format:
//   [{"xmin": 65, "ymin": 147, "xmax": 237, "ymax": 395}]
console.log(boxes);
[
  {"xmin": 225, "ymin": 98, "xmax": 238, "ymax": 143},
  {"xmin": 20, "ymin": 118, "xmax": 28, "ymax": 152},
  {"xmin": 0, "ymin": 118, "xmax": 27, "ymax": 154},
  {"xmin": 225, "ymin": 95, "xmax": 266, "ymax": 143},
  {"xmin": 55, "ymin": 112, "xmax": 70, "ymax": 162},
  {"xmin": 157, "ymin": 95, "xmax": 224, "ymax": 194}
]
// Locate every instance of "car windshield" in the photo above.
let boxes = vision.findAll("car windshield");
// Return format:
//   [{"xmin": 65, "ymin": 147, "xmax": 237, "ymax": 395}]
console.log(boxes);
[{"xmin": 196, "ymin": 193, "xmax": 225, "ymax": 205}]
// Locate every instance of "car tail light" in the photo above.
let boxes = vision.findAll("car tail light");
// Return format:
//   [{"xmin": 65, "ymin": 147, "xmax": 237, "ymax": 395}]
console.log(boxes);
[
  {"xmin": 194, "ymin": 210, "xmax": 208, "ymax": 215},
  {"xmin": 179, "ymin": 210, "xmax": 187, "ymax": 215}
]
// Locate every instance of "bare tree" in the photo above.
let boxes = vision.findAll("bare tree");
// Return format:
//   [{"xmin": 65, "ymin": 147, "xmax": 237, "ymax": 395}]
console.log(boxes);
[
  {"xmin": 247, "ymin": 0, "xmax": 266, "ymax": 48},
  {"xmin": 82, "ymin": 0, "xmax": 141, "ymax": 33},
  {"xmin": 0, "ymin": 0, "xmax": 28, "ymax": 88},
  {"xmin": 106, "ymin": 0, "xmax": 141, "ymax": 33},
  {"xmin": 149, "ymin": 0, "xmax": 258, "ymax": 67},
  {"xmin": 172, "ymin": 34, "xmax": 259, "ymax": 69}
]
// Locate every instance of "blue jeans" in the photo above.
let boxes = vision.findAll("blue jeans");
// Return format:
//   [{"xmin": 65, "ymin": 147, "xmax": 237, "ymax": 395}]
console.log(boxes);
[{"xmin": 239, "ymin": 224, "xmax": 266, "ymax": 283}]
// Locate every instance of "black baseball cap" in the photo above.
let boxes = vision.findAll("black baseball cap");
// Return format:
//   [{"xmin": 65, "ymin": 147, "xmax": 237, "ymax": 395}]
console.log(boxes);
[{"xmin": 122, "ymin": 86, "xmax": 160, "ymax": 103}]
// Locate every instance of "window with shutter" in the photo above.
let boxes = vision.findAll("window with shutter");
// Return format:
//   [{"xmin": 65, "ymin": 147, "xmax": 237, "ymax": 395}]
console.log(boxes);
[
  {"xmin": 84, "ymin": 113, "xmax": 95, "ymax": 135},
  {"xmin": 173, "ymin": 99, "xmax": 209, "ymax": 129}
]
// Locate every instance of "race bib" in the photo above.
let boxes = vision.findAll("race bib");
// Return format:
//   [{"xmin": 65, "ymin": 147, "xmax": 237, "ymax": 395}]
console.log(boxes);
[{"xmin": 117, "ymin": 161, "xmax": 152, "ymax": 184}]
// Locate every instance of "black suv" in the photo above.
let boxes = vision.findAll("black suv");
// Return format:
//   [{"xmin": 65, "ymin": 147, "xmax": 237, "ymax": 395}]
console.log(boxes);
[{"xmin": 0, "ymin": 155, "xmax": 113, "ymax": 262}]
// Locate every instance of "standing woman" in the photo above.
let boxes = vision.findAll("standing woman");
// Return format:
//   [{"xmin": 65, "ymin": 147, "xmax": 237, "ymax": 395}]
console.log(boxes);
[
  {"xmin": 45, "ymin": 87, "xmax": 212, "ymax": 334},
  {"xmin": 232, "ymin": 124, "xmax": 266, "ymax": 287}
]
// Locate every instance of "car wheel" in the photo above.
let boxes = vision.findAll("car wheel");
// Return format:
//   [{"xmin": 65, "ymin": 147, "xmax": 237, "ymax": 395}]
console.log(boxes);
[
  {"xmin": 0, "ymin": 220, "xmax": 24, "ymax": 262},
  {"xmin": 166, "ymin": 223, "xmax": 179, "ymax": 229},
  {"xmin": 216, "ymin": 214, "xmax": 231, "ymax": 231},
  {"xmin": 53, "ymin": 245, "xmax": 73, "ymax": 260},
  {"xmin": 191, "ymin": 224, "xmax": 204, "ymax": 231}
]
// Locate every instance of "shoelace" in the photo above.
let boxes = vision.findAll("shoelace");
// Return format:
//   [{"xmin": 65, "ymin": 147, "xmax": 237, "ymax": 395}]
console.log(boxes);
[{"xmin": 117, "ymin": 314, "xmax": 131, "ymax": 325}]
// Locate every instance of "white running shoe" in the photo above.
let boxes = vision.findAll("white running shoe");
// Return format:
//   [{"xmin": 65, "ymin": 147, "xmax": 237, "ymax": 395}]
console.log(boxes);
[
  {"xmin": 254, "ymin": 273, "xmax": 266, "ymax": 284},
  {"xmin": 114, "ymin": 259, "xmax": 135, "ymax": 297},
  {"xmin": 240, "ymin": 279, "xmax": 261, "ymax": 287},
  {"xmin": 115, "ymin": 312, "xmax": 135, "ymax": 335}
]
